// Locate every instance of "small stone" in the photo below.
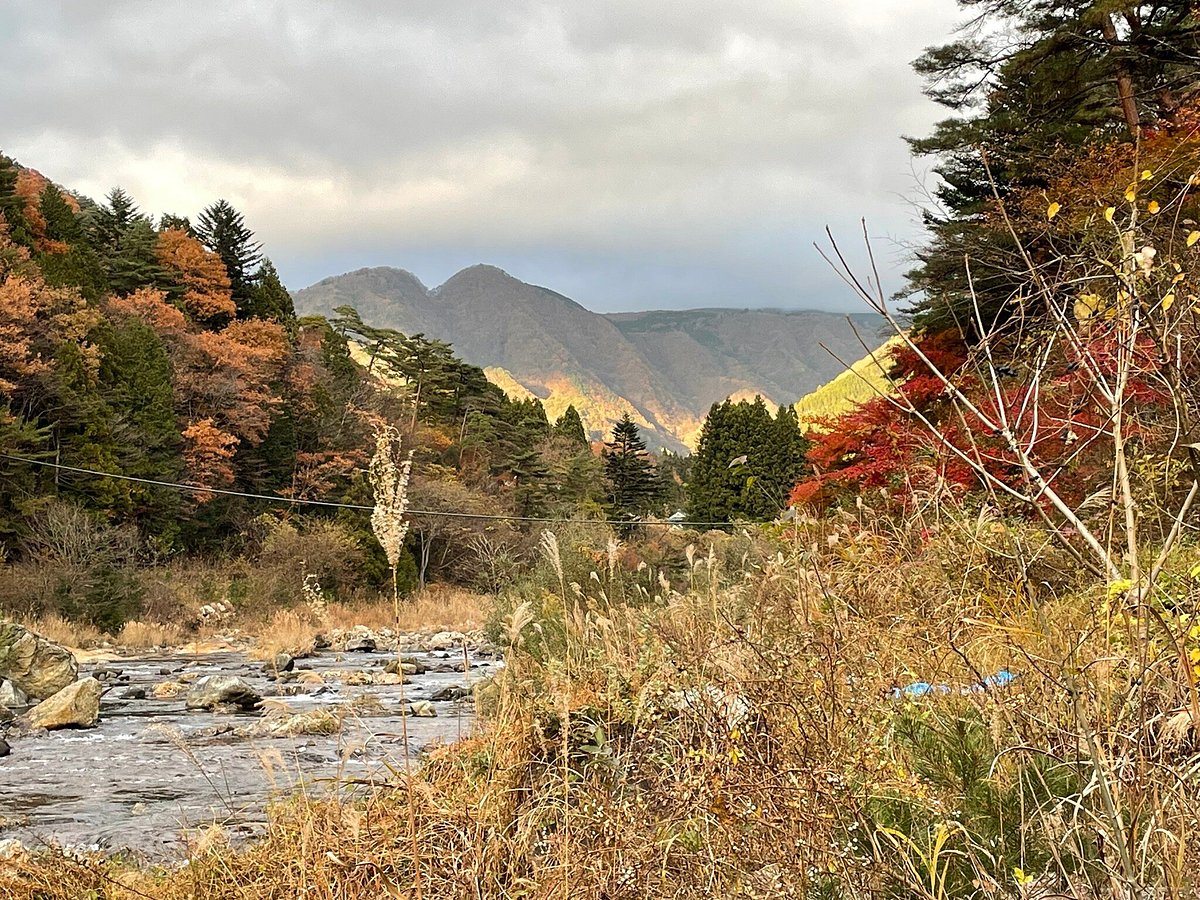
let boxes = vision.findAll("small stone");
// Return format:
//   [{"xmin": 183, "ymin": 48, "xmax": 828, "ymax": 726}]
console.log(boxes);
[
  {"xmin": 0, "ymin": 838, "xmax": 26, "ymax": 860},
  {"xmin": 0, "ymin": 679, "xmax": 29, "ymax": 708},
  {"xmin": 152, "ymin": 681, "xmax": 184, "ymax": 699},
  {"xmin": 0, "ymin": 738, "xmax": 10, "ymax": 757},
  {"xmin": 312, "ymin": 633, "xmax": 330, "ymax": 651},
  {"xmin": 120, "ymin": 686, "xmax": 147, "ymax": 701},
  {"xmin": 158, "ymin": 667, "xmax": 173, "ymax": 676},
  {"xmin": 430, "ymin": 685, "xmax": 470, "ymax": 702},
  {"xmin": 273, "ymin": 652, "xmax": 295, "ymax": 673},
  {"xmin": 26, "ymin": 677, "xmax": 103, "ymax": 729},
  {"xmin": 407, "ymin": 700, "xmax": 437, "ymax": 717},
  {"xmin": 0, "ymin": 706, "xmax": 13, "ymax": 725},
  {"xmin": 92, "ymin": 667, "xmax": 123, "ymax": 682}
]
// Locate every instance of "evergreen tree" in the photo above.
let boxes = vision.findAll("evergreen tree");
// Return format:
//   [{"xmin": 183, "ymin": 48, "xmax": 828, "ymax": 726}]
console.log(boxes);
[
  {"xmin": 196, "ymin": 199, "xmax": 262, "ymax": 316},
  {"xmin": 39, "ymin": 185, "xmax": 82, "ymax": 244},
  {"xmin": 107, "ymin": 218, "xmax": 166, "ymax": 295},
  {"xmin": 93, "ymin": 187, "xmax": 143, "ymax": 254},
  {"xmin": 553, "ymin": 404, "xmax": 589, "ymax": 448},
  {"xmin": 249, "ymin": 258, "xmax": 295, "ymax": 323},
  {"xmin": 687, "ymin": 398, "xmax": 808, "ymax": 523},
  {"xmin": 158, "ymin": 213, "xmax": 194, "ymax": 235},
  {"xmin": 906, "ymin": 2, "xmax": 1200, "ymax": 334},
  {"xmin": 603, "ymin": 414, "xmax": 659, "ymax": 520},
  {"xmin": 37, "ymin": 185, "xmax": 107, "ymax": 300},
  {"xmin": 0, "ymin": 153, "xmax": 34, "ymax": 248}
]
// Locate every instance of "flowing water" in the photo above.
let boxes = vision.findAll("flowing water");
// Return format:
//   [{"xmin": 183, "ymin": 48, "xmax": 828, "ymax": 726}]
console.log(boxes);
[{"xmin": 0, "ymin": 644, "xmax": 498, "ymax": 859}]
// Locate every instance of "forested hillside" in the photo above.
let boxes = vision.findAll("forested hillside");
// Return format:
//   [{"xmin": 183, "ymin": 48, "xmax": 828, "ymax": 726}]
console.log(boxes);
[
  {"xmin": 294, "ymin": 264, "xmax": 881, "ymax": 450},
  {"xmin": 0, "ymin": 157, "xmax": 647, "ymax": 624}
]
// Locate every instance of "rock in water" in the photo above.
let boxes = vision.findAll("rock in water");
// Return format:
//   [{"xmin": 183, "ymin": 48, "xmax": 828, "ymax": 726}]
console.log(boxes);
[
  {"xmin": 26, "ymin": 677, "xmax": 103, "ymax": 729},
  {"xmin": 0, "ymin": 622, "xmax": 78, "ymax": 699},
  {"xmin": 384, "ymin": 657, "xmax": 425, "ymax": 676},
  {"xmin": 407, "ymin": 700, "xmax": 437, "ymax": 717},
  {"xmin": 273, "ymin": 652, "xmax": 295, "ymax": 673},
  {"xmin": 185, "ymin": 675, "xmax": 262, "ymax": 711},
  {"xmin": 344, "ymin": 635, "xmax": 377, "ymax": 653},
  {"xmin": 0, "ymin": 679, "xmax": 30, "ymax": 708},
  {"xmin": 427, "ymin": 631, "xmax": 467, "ymax": 652}
]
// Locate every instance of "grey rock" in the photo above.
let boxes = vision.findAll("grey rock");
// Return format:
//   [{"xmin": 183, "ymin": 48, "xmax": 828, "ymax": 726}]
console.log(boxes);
[
  {"xmin": 0, "ymin": 706, "xmax": 13, "ymax": 725},
  {"xmin": 0, "ymin": 622, "xmax": 78, "ymax": 699},
  {"xmin": 427, "ymin": 630, "xmax": 467, "ymax": 651},
  {"xmin": 0, "ymin": 738, "xmax": 9, "ymax": 757},
  {"xmin": 273, "ymin": 652, "xmax": 295, "ymax": 673},
  {"xmin": 344, "ymin": 635, "xmax": 376, "ymax": 653},
  {"xmin": 430, "ymin": 685, "xmax": 470, "ymax": 702},
  {"xmin": 185, "ymin": 675, "xmax": 262, "ymax": 711},
  {"xmin": 0, "ymin": 679, "xmax": 29, "ymax": 708},
  {"xmin": 119, "ymin": 686, "xmax": 147, "ymax": 701},
  {"xmin": 384, "ymin": 657, "xmax": 425, "ymax": 676}
]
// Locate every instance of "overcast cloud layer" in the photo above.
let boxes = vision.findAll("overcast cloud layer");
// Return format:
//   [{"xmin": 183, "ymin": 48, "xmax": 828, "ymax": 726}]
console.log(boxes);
[{"xmin": 1, "ymin": 1, "xmax": 963, "ymax": 312}]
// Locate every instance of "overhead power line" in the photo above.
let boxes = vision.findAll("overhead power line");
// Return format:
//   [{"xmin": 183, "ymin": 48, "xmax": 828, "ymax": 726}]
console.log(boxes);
[{"xmin": 0, "ymin": 453, "xmax": 764, "ymax": 530}]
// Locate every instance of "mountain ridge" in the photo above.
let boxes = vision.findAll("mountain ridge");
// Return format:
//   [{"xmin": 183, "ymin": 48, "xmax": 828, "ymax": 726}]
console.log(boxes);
[{"xmin": 294, "ymin": 265, "xmax": 883, "ymax": 450}]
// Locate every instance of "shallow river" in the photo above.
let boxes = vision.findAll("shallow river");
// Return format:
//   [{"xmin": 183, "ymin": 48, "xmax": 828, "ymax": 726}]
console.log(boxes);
[{"xmin": 0, "ymin": 644, "xmax": 498, "ymax": 859}]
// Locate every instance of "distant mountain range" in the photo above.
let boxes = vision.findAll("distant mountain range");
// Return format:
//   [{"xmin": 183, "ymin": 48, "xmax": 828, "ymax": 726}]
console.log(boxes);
[{"xmin": 293, "ymin": 265, "xmax": 884, "ymax": 451}]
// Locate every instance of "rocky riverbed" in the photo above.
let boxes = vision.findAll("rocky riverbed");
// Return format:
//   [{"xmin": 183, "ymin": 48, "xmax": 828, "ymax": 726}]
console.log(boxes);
[{"xmin": 0, "ymin": 629, "xmax": 499, "ymax": 859}]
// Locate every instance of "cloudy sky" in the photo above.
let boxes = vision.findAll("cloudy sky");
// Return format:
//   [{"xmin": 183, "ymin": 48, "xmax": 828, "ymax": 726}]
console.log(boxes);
[{"xmin": 1, "ymin": 1, "xmax": 964, "ymax": 312}]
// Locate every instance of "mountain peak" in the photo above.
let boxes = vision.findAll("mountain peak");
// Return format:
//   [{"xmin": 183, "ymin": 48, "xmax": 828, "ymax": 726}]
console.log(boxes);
[{"xmin": 293, "ymin": 265, "xmax": 883, "ymax": 451}]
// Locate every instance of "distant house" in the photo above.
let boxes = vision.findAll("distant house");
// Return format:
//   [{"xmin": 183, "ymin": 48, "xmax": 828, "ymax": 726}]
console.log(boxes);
[{"xmin": 666, "ymin": 510, "xmax": 687, "ymax": 527}]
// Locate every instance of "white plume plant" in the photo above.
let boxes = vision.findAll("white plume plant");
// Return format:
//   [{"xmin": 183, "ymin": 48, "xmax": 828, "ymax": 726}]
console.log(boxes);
[
  {"xmin": 367, "ymin": 425, "xmax": 421, "ymax": 898},
  {"xmin": 369, "ymin": 425, "xmax": 414, "ymax": 598}
]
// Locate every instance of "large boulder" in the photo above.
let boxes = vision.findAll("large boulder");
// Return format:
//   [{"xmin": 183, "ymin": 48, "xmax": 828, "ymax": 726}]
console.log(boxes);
[
  {"xmin": 185, "ymin": 675, "xmax": 262, "ymax": 711},
  {"xmin": 427, "ymin": 631, "xmax": 467, "ymax": 652},
  {"xmin": 0, "ymin": 622, "xmax": 78, "ymax": 699},
  {"xmin": 26, "ymin": 677, "xmax": 102, "ymax": 729}
]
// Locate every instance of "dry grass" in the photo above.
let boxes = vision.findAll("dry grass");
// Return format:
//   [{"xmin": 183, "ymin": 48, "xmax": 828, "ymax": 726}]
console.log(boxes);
[
  {"xmin": 245, "ymin": 587, "xmax": 492, "ymax": 660},
  {"xmin": 3, "ymin": 516, "xmax": 1199, "ymax": 899},
  {"xmin": 16, "ymin": 614, "xmax": 105, "ymax": 650},
  {"xmin": 113, "ymin": 620, "xmax": 184, "ymax": 649},
  {"xmin": 328, "ymin": 584, "xmax": 490, "ymax": 634}
]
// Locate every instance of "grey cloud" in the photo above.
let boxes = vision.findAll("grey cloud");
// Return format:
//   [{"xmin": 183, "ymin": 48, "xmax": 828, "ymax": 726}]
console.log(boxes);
[{"xmin": 0, "ymin": 0, "xmax": 962, "ymax": 311}]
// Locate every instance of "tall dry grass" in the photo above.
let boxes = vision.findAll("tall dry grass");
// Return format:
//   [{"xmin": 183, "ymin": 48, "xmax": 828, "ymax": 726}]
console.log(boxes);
[{"xmin": 3, "ymin": 511, "xmax": 1199, "ymax": 899}]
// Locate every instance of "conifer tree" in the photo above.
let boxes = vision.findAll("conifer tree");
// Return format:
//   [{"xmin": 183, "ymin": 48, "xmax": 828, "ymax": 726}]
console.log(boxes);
[
  {"xmin": 553, "ymin": 404, "xmax": 589, "ymax": 448},
  {"xmin": 687, "ymin": 398, "xmax": 808, "ymax": 523},
  {"xmin": 37, "ymin": 185, "xmax": 106, "ymax": 300},
  {"xmin": 94, "ymin": 187, "xmax": 142, "ymax": 254},
  {"xmin": 250, "ymin": 258, "xmax": 296, "ymax": 323},
  {"xmin": 107, "ymin": 218, "xmax": 167, "ymax": 296},
  {"xmin": 196, "ymin": 199, "xmax": 262, "ymax": 316},
  {"xmin": 603, "ymin": 414, "xmax": 659, "ymax": 519},
  {"xmin": 158, "ymin": 213, "xmax": 194, "ymax": 235},
  {"xmin": 0, "ymin": 153, "xmax": 35, "ymax": 249},
  {"xmin": 906, "ymin": 2, "xmax": 1200, "ymax": 333}
]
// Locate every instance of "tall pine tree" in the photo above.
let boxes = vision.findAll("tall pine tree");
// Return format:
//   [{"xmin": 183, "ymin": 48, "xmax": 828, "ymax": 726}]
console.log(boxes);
[
  {"xmin": 603, "ymin": 414, "xmax": 659, "ymax": 520},
  {"xmin": 196, "ymin": 199, "xmax": 262, "ymax": 317}
]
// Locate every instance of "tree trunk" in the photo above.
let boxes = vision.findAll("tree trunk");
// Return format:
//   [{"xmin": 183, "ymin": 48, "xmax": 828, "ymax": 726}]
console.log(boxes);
[{"xmin": 1100, "ymin": 13, "xmax": 1141, "ymax": 137}]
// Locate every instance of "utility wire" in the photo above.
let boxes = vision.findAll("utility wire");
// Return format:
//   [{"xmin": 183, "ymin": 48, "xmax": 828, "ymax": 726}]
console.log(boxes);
[{"xmin": 0, "ymin": 453, "xmax": 765, "ymax": 530}]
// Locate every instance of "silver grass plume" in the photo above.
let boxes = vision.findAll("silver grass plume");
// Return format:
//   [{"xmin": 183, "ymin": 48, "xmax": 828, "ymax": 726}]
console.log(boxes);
[{"xmin": 369, "ymin": 425, "xmax": 414, "ymax": 575}]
